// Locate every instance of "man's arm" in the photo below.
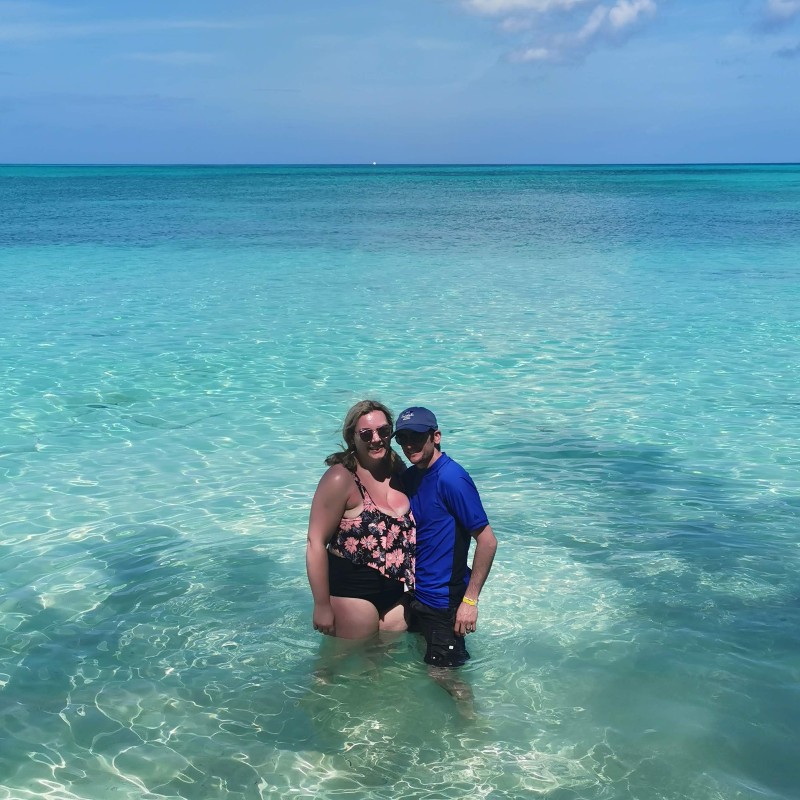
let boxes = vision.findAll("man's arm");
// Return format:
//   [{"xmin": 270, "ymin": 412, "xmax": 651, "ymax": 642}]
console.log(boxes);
[{"xmin": 454, "ymin": 524, "xmax": 497, "ymax": 636}]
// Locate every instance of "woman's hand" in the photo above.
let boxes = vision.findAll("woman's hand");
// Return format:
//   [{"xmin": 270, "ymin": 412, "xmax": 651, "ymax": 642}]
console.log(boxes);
[{"xmin": 313, "ymin": 601, "xmax": 336, "ymax": 636}]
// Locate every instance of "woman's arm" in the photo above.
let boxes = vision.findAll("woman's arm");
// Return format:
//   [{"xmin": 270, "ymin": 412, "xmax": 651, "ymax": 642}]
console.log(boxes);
[{"xmin": 306, "ymin": 466, "xmax": 352, "ymax": 636}]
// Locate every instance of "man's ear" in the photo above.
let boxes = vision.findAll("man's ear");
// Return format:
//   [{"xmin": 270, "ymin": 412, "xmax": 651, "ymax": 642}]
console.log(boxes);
[{"xmin": 432, "ymin": 430, "xmax": 442, "ymax": 445}]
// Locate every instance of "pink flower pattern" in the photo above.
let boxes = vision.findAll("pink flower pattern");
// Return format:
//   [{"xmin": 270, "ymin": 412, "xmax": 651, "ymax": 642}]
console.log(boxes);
[
  {"xmin": 327, "ymin": 474, "xmax": 415, "ymax": 587},
  {"xmin": 385, "ymin": 548, "xmax": 404, "ymax": 570}
]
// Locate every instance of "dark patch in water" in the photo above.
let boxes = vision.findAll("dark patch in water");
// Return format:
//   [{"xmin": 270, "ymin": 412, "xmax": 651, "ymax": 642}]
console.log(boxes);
[{"xmin": 129, "ymin": 412, "xmax": 223, "ymax": 430}]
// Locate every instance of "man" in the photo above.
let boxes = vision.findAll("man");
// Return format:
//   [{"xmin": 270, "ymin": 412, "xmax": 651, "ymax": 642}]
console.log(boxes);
[{"xmin": 394, "ymin": 406, "xmax": 497, "ymax": 669}]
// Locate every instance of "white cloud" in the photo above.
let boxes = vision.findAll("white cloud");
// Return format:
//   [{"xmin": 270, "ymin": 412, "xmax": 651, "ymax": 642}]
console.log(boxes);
[
  {"xmin": 753, "ymin": 1, "xmax": 800, "ymax": 38},
  {"xmin": 514, "ymin": 45, "xmax": 552, "ymax": 60},
  {"xmin": 460, "ymin": 0, "xmax": 658, "ymax": 63},
  {"xmin": 499, "ymin": 16, "xmax": 535, "ymax": 32},
  {"xmin": 763, "ymin": 0, "xmax": 800, "ymax": 24},
  {"xmin": 608, "ymin": 0, "xmax": 656, "ymax": 29}
]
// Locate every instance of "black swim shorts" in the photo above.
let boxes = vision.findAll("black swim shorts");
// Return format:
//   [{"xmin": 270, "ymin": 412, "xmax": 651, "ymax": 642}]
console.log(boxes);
[
  {"xmin": 327, "ymin": 551, "xmax": 405, "ymax": 615},
  {"xmin": 408, "ymin": 597, "xmax": 470, "ymax": 668}
]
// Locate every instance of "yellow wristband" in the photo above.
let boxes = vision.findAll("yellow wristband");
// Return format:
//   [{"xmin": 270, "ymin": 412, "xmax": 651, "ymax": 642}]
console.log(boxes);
[{"xmin": 462, "ymin": 597, "xmax": 478, "ymax": 607}]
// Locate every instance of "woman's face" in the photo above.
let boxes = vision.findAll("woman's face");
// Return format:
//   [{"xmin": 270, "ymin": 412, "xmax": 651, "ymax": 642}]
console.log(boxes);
[{"xmin": 352, "ymin": 410, "xmax": 392, "ymax": 466}]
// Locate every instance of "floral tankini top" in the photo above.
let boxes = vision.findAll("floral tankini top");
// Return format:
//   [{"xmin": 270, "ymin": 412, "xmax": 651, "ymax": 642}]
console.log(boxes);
[{"xmin": 328, "ymin": 473, "xmax": 415, "ymax": 587}]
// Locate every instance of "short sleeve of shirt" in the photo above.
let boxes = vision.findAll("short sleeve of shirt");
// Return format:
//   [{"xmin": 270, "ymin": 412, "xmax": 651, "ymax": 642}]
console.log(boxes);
[{"xmin": 438, "ymin": 464, "xmax": 489, "ymax": 534}]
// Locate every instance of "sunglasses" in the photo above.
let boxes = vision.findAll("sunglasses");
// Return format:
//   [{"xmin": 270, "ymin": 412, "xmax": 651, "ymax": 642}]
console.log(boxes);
[
  {"xmin": 395, "ymin": 429, "xmax": 432, "ymax": 445},
  {"xmin": 357, "ymin": 425, "xmax": 392, "ymax": 442}
]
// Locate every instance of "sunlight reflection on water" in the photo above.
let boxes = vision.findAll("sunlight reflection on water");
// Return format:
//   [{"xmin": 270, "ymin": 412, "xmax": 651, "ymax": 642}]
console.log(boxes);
[{"xmin": 1, "ymin": 165, "xmax": 799, "ymax": 799}]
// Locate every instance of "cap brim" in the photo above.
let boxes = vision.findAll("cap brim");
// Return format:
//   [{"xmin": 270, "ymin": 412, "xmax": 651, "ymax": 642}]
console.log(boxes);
[{"xmin": 393, "ymin": 425, "xmax": 433, "ymax": 436}]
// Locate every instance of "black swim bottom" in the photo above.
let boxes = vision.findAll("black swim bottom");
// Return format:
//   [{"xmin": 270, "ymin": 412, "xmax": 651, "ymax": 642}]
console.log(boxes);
[
  {"xmin": 408, "ymin": 597, "xmax": 470, "ymax": 668},
  {"xmin": 327, "ymin": 552, "xmax": 405, "ymax": 615}
]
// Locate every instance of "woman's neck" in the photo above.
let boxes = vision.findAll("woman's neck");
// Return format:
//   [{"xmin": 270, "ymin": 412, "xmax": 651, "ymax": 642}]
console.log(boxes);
[{"xmin": 355, "ymin": 458, "xmax": 391, "ymax": 482}]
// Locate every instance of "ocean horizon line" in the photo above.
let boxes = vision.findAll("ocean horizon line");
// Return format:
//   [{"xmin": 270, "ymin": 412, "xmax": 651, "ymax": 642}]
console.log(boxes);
[{"xmin": 1, "ymin": 161, "xmax": 799, "ymax": 169}]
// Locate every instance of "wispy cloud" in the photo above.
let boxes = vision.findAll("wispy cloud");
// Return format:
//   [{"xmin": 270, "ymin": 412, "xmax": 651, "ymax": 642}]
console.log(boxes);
[
  {"xmin": 122, "ymin": 51, "xmax": 219, "ymax": 66},
  {"xmin": 0, "ymin": 3, "xmax": 246, "ymax": 43},
  {"xmin": 775, "ymin": 39, "xmax": 800, "ymax": 56},
  {"xmin": 750, "ymin": 1, "xmax": 800, "ymax": 56},
  {"xmin": 412, "ymin": 36, "xmax": 468, "ymax": 52},
  {"xmin": 753, "ymin": 0, "xmax": 800, "ymax": 39},
  {"xmin": 0, "ymin": 90, "xmax": 193, "ymax": 111},
  {"xmin": 760, "ymin": 0, "xmax": 800, "ymax": 28},
  {"xmin": 466, "ymin": 0, "xmax": 594, "ymax": 12},
  {"xmin": 461, "ymin": 0, "xmax": 657, "ymax": 63},
  {"xmin": 0, "ymin": 1, "xmax": 55, "ymax": 13}
]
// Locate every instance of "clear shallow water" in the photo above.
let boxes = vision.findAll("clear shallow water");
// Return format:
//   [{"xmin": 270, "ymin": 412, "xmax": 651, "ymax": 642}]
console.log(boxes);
[{"xmin": 1, "ymin": 164, "xmax": 799, "ymax": 800}]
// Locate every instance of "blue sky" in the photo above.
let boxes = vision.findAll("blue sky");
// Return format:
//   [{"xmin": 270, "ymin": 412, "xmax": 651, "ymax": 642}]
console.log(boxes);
[{"xmin": 1, "ymin": 0, "xmax": 798, "ymax": 163}]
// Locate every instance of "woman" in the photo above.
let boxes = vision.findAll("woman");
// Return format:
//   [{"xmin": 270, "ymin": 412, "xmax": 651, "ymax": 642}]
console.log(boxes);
[{"xmin": 306, "ymin": 400, "xmax": 415, "ymax": 639}]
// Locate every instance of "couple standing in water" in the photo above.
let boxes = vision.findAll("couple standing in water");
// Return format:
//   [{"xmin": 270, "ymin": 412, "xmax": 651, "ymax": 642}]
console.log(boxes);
[{"xmin": 306, "ymin": 400, "xmax": 497, "ymax": 669}]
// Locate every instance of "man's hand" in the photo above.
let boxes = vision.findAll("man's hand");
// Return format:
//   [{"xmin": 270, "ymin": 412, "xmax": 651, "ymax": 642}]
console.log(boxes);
[{"xmin": 454, "ymin": 601, "xmax": 478, "ymax": 636}]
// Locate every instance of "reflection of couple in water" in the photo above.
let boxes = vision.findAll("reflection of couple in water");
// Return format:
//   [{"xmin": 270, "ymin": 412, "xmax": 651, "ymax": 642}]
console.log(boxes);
[{"xmin": 306, "ymin": 400, "xmax": 497, "ymax": 686}]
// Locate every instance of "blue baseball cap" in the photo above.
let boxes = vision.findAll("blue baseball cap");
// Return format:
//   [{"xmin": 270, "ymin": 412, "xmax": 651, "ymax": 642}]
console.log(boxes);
[{"xmin": 394, "ymin": 407, "xmax": 438, "ymax": 434}]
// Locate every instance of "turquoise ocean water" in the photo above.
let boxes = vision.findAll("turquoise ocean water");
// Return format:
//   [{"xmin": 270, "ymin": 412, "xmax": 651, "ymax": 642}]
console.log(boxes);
[{"xmin": 1, "ymin": 164, "xmax": 799, "ymax": 799}]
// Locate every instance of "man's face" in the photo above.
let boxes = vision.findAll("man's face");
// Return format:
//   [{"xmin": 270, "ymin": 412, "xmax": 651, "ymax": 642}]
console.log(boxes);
[{"xmin": 396, "ymin": 429, "xmax": 441, "ymax": 469}]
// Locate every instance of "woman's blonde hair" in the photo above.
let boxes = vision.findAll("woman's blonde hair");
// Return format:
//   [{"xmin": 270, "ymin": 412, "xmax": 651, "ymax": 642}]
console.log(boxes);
[{"xmin": 325, "ymin": 399, "xmax": 404, "ymax": 474}]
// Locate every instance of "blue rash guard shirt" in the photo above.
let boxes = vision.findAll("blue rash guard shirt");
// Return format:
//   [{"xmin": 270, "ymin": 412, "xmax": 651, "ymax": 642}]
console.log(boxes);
[{"xmin": 402, "ymin": 452, "xmax": 489, "ymax": 610}]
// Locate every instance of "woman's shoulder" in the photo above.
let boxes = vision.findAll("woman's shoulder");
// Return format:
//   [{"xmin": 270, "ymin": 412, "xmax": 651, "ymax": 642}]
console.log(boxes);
[{"xmin": 317, "ymin": 463, "xmax": 357, "ymax": 493}]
